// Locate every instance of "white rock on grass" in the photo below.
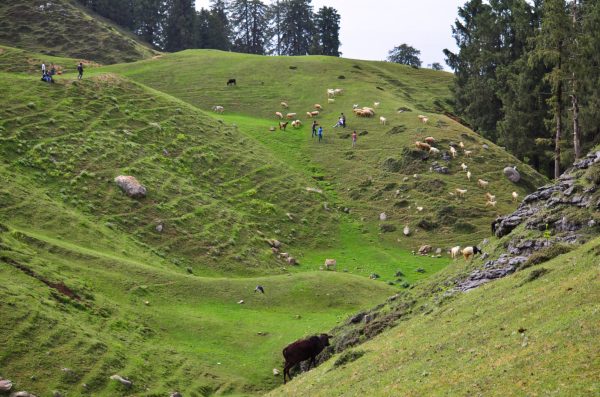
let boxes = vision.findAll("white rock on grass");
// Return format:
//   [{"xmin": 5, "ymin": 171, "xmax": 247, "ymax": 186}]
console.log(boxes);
[
  {"xmin": 114, "ymin": 176, "xmax": 147, "ymax": 198},
  {"xmin": 109, "ymin": 374, "xmax": 132, "ymax": 388},
  {"xmin": 379, "ymin": 212, "xmax": 387, "ymax": 221},
  {"xmin": 0, "ymin": 378, "xmax": 12, "ymax": 392},
  {"xmin": 272, "ymin": 368, "xmax": 280, "ymax": 376}
]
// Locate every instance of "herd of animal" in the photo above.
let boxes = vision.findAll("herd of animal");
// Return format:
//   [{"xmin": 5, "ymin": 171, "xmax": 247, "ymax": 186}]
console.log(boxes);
[{"xmin": 414, "ymin": 136, "xmax": 518, "ymax": 207}]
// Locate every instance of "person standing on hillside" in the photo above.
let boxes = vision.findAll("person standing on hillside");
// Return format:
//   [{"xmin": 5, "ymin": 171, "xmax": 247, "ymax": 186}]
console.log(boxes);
[
  {"xmin": 341, "ymin": 113, "xmax": 346, "ymax": 128},
  {"xmin": 41, "ymin": 63, "xmax": 46, "ymax": 76},
  {"xmin": 77, "ymin": 62, "xmax": 84, "ymax": 80},
  {"xmin": 318, "ymin": 126, "xmax": 323, "ymax": 142},
  {"xmin": 352, "ymin": 131, "xmax": 357, "ymax": 148},
  {"xmin": 311, "ymin": 120, "xmax": 319, "ymax": 138}
]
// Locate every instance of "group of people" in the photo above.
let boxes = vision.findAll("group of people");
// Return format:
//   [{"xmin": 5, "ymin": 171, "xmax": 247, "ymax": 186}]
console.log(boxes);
[
  {"xmin": 40, "ymin": 62, "xmax": 84, "ymax": 83},
  {"xmin": 311, "ymin": 114, "xmax": 358, "ymax": 147}
]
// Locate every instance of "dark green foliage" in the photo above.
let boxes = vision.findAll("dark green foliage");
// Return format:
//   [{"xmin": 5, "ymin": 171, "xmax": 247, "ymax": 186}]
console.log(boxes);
[
  {"xmin": 380, "ymin": 224, "xmax": 397, "ymax": 233},
  {"xmin": 334, "ymin": 350, "xmax": 366, "ymax": 368},
  {"xmin": 453, "ymin": 221, "xmax": 476, "ymax": 233},
  {"xmin": 382, "ymin": 158, "xmax": 401, "ymax": 173},
  {"xmin": 431, "ymin": 62, "xmax": 444, "ymax": 71},
  {"xmin": 417, "ymin": 218, "xmax": 438, "ymax": 231},
  {"xmin": 229, "ymin": 0, "xmax": 269, "ymax": 55},
  {"xmin": 584, "ymin": 164, "xmax": 600, "ymax": 185},
  {"xmin": 164, "ymin": 0, "xmax": 196, "ymax": 51},
  {"xmin": 521, "ymin": 267, "xmax": 551, "ymax": 284},
  {"xmin": 387, "ymin": 44, "xmax": 422, "ymax": 68},
  {"xmin": 313, "ymin": 6, "xmax": 341, "ymax": 56},
  {"xmin": 520, "ymin": 244, "xmax": 574, "ymax": 270}
]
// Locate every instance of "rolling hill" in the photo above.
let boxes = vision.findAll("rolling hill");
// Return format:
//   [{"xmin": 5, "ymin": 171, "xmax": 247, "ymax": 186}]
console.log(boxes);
[
  {"xmin": 0, "ymin": 44, "xmax": 566, "ymax": 396},
  {"xmin": 0, "ymin": 0, "xmax": 156, "ymax": 64}
]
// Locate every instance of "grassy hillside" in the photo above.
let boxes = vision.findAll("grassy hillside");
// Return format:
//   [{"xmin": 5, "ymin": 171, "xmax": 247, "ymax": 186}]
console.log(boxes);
[
  {"xmin": 0, "ymin": 0, "xmax": 156, "ymax": 64},
  {"xmin": 102, "ymin": 50, "xmax": 547, "ymax": 251},
  {"xmin": 268, "ymin": 237, "xmax": 600, "ymax": 396}
]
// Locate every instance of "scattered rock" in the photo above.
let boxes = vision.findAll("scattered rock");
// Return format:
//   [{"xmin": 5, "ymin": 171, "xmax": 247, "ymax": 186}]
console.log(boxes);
[
  {"xmin": 170, "ymin": 392, "xmax": 183, "ymax": 397},
  {"xmin": 418, "ymin": 245, "xmax": 432, "ymax": 255},
  {"xmin": 110, "ymin": 374, "xmax": 132, "ymax": 388},
  {"xmin": 155, "ymin": 223, "xmax": 164, "ymax": 233},
  {"xmin": 114, "ymin": 176, "xmax": 147, "ymax": 198},
  {"xmin": 435, "ymin": 248, "xmax": 442, "ymax": 255},
  {"xmin": 431, "ymin": 161, "xmax": 449, "ymax": 174},
  {"xmin": 416, "ymin": 268, "xmax": 426, "ymax": 273},
  {"xmin": 267, "ymin": 239, "xmax": 282, "ymax": 248},
  {"xmin": 369, "ymin": 273, "xmax": 380, "ymax": 280},
  {"xmin": 237, "ymin": 300, "xmax": 244, "ymax": 304},
  {"xmin": 9, "ymin": 392, "xmax": 37, "ymax": 397},
  {"xmin": 363, "ymin": 314, "xmax": 374, "ymax": 323},
  {"xmin": 359, "ymin": 130, "xmax": 368, "ymax": 136},
  {"xmin": 482, "ymin": 144, "xmax": 489, "ymax": 149},
  {"xmin": 503, "ymin": 166, "xmax": 521, "ymax": 183},
  {"xmin": 306, "ymin": 187, "xmax": 323, "ymax": 194},
  {"xmin": 349, "ymin": 312, "xmax": 366, "ymax": 324},
  {"xmin": 286, "ymin": 212, "xmax": 294, "ymax": 221},
  {"xmin": 379, "ymin": 212, "xmax": 387, "ymax": 221},
  {"xmin": 52, "ymin": 392, "xmax": 63, "ymax": 397},
  {"xmin": 272, "ymin": 368, "xmax": 280, "ymax": 376},
  {"xmin": 0, "ymin": 379, "xmax": 12, "ymax": 392},
  {"xmin": 403, "ymin": 226, "xmax": 410, "ymax": 236}
]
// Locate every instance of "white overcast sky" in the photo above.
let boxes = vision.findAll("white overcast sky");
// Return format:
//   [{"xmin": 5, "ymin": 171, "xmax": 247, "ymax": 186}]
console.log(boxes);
[{"xmin": 195, "ymin": 0, "xmax": 464, "ymax": 67}]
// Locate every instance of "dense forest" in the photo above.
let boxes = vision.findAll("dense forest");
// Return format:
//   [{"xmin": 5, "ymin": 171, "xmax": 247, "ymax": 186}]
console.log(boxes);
[
  {"xmin": 76, "ymin": 0, "xmax": 340, "ymax": 56},
  {"xmin": 444, "ymin": 0, "xmax": 600, "ymax": 178}
]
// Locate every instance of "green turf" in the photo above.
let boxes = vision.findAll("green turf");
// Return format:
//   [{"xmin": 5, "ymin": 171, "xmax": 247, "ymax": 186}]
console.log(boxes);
[
  {"xmin": 0, "ymin": 0, "xmax": 156, "ymax": 64},
  {"xmin": 0, "ymin": 47, "xmax": 556, "ymax": 397},
  {"xmin": 268, "ymin": 237, "xmax": 600, "ymax": 397}
]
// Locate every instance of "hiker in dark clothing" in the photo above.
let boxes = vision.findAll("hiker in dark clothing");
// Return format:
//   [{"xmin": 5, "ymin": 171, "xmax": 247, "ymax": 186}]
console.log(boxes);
[
  {"xmin": 77, "ymin": 62, "xmax": 84, "ymax": 80},
  {"xmin": 341, "ymin": 113, "xmax": 346, "ymax": 128},
  {"xmin": 311, "ymin": 120, "xmax": 319, "ymax": 138}
]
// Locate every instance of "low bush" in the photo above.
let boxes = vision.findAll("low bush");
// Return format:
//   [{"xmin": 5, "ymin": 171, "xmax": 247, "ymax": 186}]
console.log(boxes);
[
  {"xmin": 334, "ymin": 350, "xmax": 366, "ymax": 368},
  {"xmin": 519, "ymin": 244, "xmax": 573, "ymax": 270}
]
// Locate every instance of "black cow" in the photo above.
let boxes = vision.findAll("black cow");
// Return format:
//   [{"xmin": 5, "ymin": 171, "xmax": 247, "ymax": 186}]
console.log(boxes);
[
  {"xmin": 282, "ymin": 334, "xmax": 331, "ymax": 384},
  {"xmin": 227, "ymin": 78, "xmax": 236, "ymax": 86}
]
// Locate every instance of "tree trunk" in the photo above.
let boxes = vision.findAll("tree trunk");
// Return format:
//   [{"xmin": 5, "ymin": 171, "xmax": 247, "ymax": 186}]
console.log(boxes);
[
  {"xmin": 572, "ymin": 90, "xmax": 581, "ymax": 159},
  {"xmin": 555, "ymin": 54, "xmax": 562, "ymax": 179}
]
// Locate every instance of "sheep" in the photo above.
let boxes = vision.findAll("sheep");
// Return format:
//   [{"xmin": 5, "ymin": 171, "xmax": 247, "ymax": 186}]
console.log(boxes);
[
  {"xmin": 415, "ymin": 141, "xmax": 431, "ymax": 151},
  {"xmin": 462, "ymin": 246, "xmax": 482, "ymax": 260},
  {"xmin": 327, "ymin": 89, "xmax": 335, "ymax": 98},
  {"xmin": 450, "ymin": 146, "xmax": 458, "ymax": 158},
  {"xmin": 478, "ymin": 179, "xmax": 489, "ymax": 189},
  {"xmin": 314, "ymin": 104, "xmax": 323, "ymax": 110},
  {"xmin": 352, "ymin": 104, "xmax": 359, "ymax": 109},
  {"xmin": 424, "ymin": 137, "xmax": 436, "ymax": 145},
  {"xmin": 324, "ymin": 259, "xmax": 336, "ymax": 270},
  {"xmin": 286, "ymin": 112, "xmax": 297, "ymax": 119},
  {"xmin": 374, "ymin": 102, "xmax": 380, "ymax": 108},
  {"xmin": 421, "ymin": 117, "xmax": 429, "ymax": 124},
  {"xmin": 328, "ymin": 98, "xmax": 335, "ymax": 104},
  {"xmin": 291, "ymin": 120, "xmax": 302, "ymax": 128},
  {"xmin": 417, "ymin": 115, "xmax": 426, "ymax": 120},
  {"xmin": 455, "ymin": 188, "xmax": 467, "ymax": 198},
  {"xmin": 311, "ymin": 111, "xmax": 320, "ymax": 117},
  {"xmin": 279, "ymin": 121, "xmax": 289, "ymax": 131},
  {"xmin": 461, "ymin": 163, "xmax": 468, "ymax": 172},
  {"xmin": 379, "ymin": 116, "xmax": 387, "ymax": 125},
  {"xmin": 512, "ymin": 191, "xmax": 519, "ymax": 202},
  {"xmin": 485, "ymin": 200, "xmax": 497, "ymax": 207},
  {"xmin": 212, "ymin": 105, "xmax": 224, "ymax": 114},
  {"xmin": 467, "ymin": 171, "xmax": 472, "ymax": 181},
  {"xmin": 306, "ymin": 112, "xmax": 314, "ymax": 118},
  {"xmin": 281, "ymin": 101, "xmax": 289, "ymax": 108},
  {"xmin": 459, "ymin": 141, "xmax": 465, "ymax": 149},
  {"xmin": 429, "ymin": 147, "xmax": 440, "ymax": 155},
  {"xmin": 334, "ymin": 88, "xmax": 344, "ymax": 96},
  {"xmin": 416, "ymin": 206, "xmax": 424, "ymax": 212},
  {"xmin": 450, "ymin": 245, "xmax": 461, "ymax": 259},
  {"xmin": 485, "ymin": 192, "xmax": 496, "ymax": 201},
  {"xmin": 464, "ymin": 150, "xmax": 473, "ymax": 157},
  {"xmin": 275, "ymin": 111, "xmax": 284, "ymax": 119}
]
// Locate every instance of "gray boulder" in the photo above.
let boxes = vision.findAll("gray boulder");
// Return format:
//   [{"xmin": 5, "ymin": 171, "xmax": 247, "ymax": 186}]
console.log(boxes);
[
  {"xmin": 114, "ymin": 176, "xmax": 147, "ymax": 198},
  {"xmin": 503, "ymin": 167, "xmax": 521, "ymax": 183}
]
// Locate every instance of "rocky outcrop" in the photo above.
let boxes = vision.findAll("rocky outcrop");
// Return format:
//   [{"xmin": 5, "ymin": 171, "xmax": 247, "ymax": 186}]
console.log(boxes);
[
  {"xmin": 460, "ymin": 149, "xmax": 600, "ymax": 292},
  {"xmin": 114, "ymin": 176, "xmax": 147, "ymax": 198}
]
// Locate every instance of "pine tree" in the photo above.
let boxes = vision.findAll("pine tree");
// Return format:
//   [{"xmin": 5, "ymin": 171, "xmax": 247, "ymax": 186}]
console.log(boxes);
[
  {"xmin": 229, "ymin": 0, "xmax": 268, "ymax": 54},
  {"xmin": 387, "ymin": 44, "xmax": 422, "ymax": 67},
  {"xmin": 134, "ymin": 0, "xmax": 165, "ymax": 46},
  {"xmin": 279, "ymin": 0, "xmax": 314, "ymax": 55},
  {"xmin": 208, "ymin": 0, "xmax": 232, "ymax": 50},
  {"xmin": 313, "ymin": 6, "xmax": 341, "ymax": 56},
  {"xmin": 164, "ymin": 0, "xmax": 196, "ymax": 52}
]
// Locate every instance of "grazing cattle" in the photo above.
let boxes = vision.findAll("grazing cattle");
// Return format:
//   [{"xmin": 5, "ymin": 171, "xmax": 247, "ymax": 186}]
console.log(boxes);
[
  {"xmin": 283, "ymin": 334, "xmax": 331, "ymax": 384},
  {"xmin": 281, "ymin": 101, "xmax": 289, "ymax": 108},
  {"xmin": 227, "ymin": 78, "xmax": 236, "ymax": 86},
  {"xmin": 291, "ymin": 120, "xmax": 302, "ymax": 128},
  {"xmin": 512, "ymin": 191, "xmax": 519, "ymax": 202},
  {"xmin": 314, "ymin": 104, "xmax": 323, "ymax": 110},
  {"xmin": 450, "ymin": 146, "xmax": 458, "ymax": 158},
  {"xmin": 478, "ymin": 179, "xmax": 489, "ymax": 189},
  {"xmin": 279, "ymin": 121, "xmax": 289, "ymax": 131},
  {"xmin": 424, "ymin": 136, "xmax": 436, "ymax": 145},
  {"xmin": 255, "ymin": 285, "xmax": 265, "ymax": 294},
  {"xmin": 462, "ymin": 246, "xmax": 482, "ymax": 260},
  {"xmin": 415, "ymin": 141, "xmax": 431, "ymax": 151},
  {"xmin": 467, "ymin": 171, "xmax": 472, "ymax": 181},
  {"xmin": 212, "ymin": 105, "xmax": 224, "ymax": 114},
  {"xmin": 286, "ymin": 112, "xmax": 297, "ymax": 119},
  {"xmin": 275, "ymin": 111, "xmax": 283, "ymax": 119},
  {"xmin": 379, "ymin": 116, "xmax": 387, "ymax": 125},
  {"xmin": 311, "ymin": 111, "xmax": 320, "ymax": 117}
]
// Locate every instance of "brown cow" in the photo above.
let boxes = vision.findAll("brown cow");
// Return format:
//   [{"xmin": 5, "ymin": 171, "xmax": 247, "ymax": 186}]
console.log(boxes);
[
  {"xmin": 279, "ymin": 121, "xmax": 289, "ymax": 131},
  {"xmin": 282, "ymin": 334, "xmax": 331, "ymax": 383}
]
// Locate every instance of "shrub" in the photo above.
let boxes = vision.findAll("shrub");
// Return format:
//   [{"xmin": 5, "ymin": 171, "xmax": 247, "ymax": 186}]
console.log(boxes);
[
  {"xmin": 380, "ymin": 224, "xmax": 396, "ymax": 233},
  {"xmin": 334, "ymin": 350, "xmax": 366, "ymax": 368},
  {"xmin": 584, "ymin": 164, "xmax": 600, "ymax": 185},
  {"xmin": 519, "ymin": 244, "xmax": 573, "ymax": 270},
  {"xmin": 437, "ymin": 205, "xmax": 457, "ymax": 225},
  {"xmin": 394, "ymin": 200, "xmax": 409, "ymax": 209},
  {"xmin": 417, "ymin": 218, "xmax": 438, "ymax": 231},
  {"xmin": 338, "ymin": 75, "xmax": 346, "ymax": 79},
  {"xmin": 382, "ymin": 158, "xmax": 401, "ymax": 173},
  {"xmin": 453, "ymin": 221, "xmax": 476, "ymax": 233},
  {"xmin": 521, "ymin": 268, "xmax": 550, "ymax": 285},
  {"xmin": 387, "ymin": 125, "xmax": 407, "ymax": 135}
]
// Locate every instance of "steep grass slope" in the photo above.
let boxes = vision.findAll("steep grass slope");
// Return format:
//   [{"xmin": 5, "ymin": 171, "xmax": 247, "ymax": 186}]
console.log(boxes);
[
  {"xmin": 0, "ymin": 0, "xmax": 155, "ymax": 64},
  {"xmin": 107, "ymin": 50, "xmax": 547, "ymax": 251},
  {"xmin": 268, "ymin": 237, "xmax": 600, "ymax": 396}
]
